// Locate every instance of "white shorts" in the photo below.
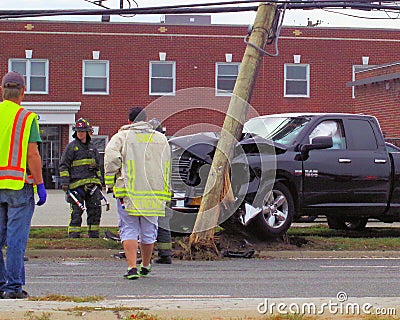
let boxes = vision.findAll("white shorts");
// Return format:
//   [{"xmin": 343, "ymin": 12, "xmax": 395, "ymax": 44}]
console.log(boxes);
[{"xmin": 117, "ymin": 199, "xmax": 158, "ymax": 244}]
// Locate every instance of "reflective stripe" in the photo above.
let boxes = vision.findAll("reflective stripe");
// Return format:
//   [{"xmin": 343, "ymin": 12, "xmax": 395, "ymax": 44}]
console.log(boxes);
[
  {"xmin": 157, "ymin": 242, "xmax": 172, "ymax": 250},
  {"xmin": 114, "ymin": 188, "xmax": 171, "ymax": 199},
  {"xmin": 126, "ymin": 210, "xmax": 165, "ymax": 216},
  {"xmin": 164, "ymin": 161, "xmax": 171, "ymax": 194},
  {"xmin": 69, "ymin": 178, "xmax": 101, "ymax": 189},
  {"xmin": 120, "ymin": 195, "xmax": 168, "ymax": 216},
  {"xmin": 88, "ymin": 225, "xmax": 100, "ymax": 231},
  {"xmin": 68, "ymin": 226, "xmax": 81, "ymax": 233},
  {"xmin": 127, "ymin": 159, "xmax": 135, "ymax": 192},
  {"xmin": 72, "ymin": 158, "xmax": 95, "ymax": 167},
  {"xmin": 9, "ymin": 108, "xmax": 31, "ymax": 167},
  {"xmin": 104, "ymin": 175, "xmax": 115, "ymax": 185},
  {"xmin": 25, "ymin": 174, "xmax": 34, "ymax": 184},
  {"xmin": 59, "ymin": 171, "xmax": 69, "ymax": 177}
]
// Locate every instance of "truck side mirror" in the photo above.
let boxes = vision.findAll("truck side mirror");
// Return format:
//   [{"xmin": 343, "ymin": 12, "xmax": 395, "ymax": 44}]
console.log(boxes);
[{"xmin": 300, "ymin": 136, "xmax": 333, "ymax": 153}]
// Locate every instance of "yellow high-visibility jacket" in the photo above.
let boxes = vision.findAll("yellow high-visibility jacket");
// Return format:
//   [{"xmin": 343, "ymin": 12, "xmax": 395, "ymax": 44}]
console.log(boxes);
[
  {"xmin": 104, "ymin": 121, "xmax": 171, "ymax": 216},
  {"xmin": 0, "ymin": 100, "xmax": 37, "ymax": 190}
]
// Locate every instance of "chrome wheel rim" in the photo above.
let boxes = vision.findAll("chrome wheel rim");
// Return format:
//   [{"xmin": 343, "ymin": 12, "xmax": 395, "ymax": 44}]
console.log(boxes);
[{"xmin": 261, "ymin": 190, "xmax": 288, "ymax": 229}]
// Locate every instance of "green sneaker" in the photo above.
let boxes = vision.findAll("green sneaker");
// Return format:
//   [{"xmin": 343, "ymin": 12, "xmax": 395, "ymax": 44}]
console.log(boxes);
[
  {"xmin": 124, "ymin": 267, "xmax": 140, "ymax": 280},
  {"xmin": 139, "ymin": 263, "xmax": 151, "ymax": 276}
]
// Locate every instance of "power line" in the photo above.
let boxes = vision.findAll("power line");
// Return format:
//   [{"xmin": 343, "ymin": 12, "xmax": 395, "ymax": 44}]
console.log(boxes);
[{"xmin": 1, "ymin": 1, "xmax": 400, "ymax": 20}]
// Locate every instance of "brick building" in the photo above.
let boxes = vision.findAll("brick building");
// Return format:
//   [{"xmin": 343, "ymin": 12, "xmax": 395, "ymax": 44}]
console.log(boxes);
[
  {"xmin": 1, "ymin": 19, "xmax": 400, "ymax": 187},
  {"xmin": 349, "ymin": 61, "xmax": 400, "ymax": 140}
]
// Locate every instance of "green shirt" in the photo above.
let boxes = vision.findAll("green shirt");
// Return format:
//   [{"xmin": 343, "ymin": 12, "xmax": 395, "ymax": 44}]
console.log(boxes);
[{"xmin": 28, "ymin": 116, "xmax": 42, "ymax": 143}]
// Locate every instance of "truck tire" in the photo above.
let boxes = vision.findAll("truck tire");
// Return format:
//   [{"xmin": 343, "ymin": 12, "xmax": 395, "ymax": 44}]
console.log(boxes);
[
  {"xmin": 326, "ymin": 216, "xmax": 368, "ymax": 231},
  {"xmin": 246, "ymin": 182, "xmax": 294, "ymax": 239}
]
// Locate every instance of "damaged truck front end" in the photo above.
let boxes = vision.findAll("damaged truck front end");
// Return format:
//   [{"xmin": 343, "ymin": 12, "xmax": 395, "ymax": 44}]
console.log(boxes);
[{"xmin": 168, "ymin": 128, "xmax": 290, "ymax": 238}]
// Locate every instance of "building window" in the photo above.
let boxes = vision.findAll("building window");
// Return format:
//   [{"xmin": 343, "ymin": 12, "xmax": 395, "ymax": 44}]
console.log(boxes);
[
  {"xmin": 82, "ymin": 60, "xmax": 109, "ymax": 94},
  {"xmin": 216, "ymin": 62, "xmax": 240, "ymax": 96},
  {"xmin": 149, "ymin": 61, "xmax": 176, "ymax": 95},
  {"xmin": 284, "ymin": 64, "xmax": 310, "ymax": 97},
  {"xmin": 9, "ymin": 59, "xmax": 49, "ymax": 94},
  {"xmin": 352, "ymin": 65, "xmax": 374, "ymax": 98}
]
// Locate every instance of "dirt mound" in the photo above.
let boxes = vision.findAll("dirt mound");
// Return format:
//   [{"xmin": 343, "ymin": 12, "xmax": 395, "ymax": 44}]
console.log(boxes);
[{"xmin": 171, "ymin": 230, "xmax": 309, "ymax": 261}]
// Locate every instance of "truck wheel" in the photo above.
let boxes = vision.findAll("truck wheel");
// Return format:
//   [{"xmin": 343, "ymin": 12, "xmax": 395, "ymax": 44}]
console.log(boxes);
[
  {"xmin": 327, "ymin": 216, "xmax": 368, "ymax": 230},
  {"xmin": 246, "ymin": 182, "xmax": 294, "ymax": 239}
]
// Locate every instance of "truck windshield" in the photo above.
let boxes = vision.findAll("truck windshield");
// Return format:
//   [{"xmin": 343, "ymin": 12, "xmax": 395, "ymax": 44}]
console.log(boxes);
[{"xmin": 243, "ymin": 116, "xmax": 312, "ymax": 146}]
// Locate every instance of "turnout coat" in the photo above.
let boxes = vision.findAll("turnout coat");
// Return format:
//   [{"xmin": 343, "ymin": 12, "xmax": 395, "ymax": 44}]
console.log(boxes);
[{"xmin": 104, "ymin": 121, "xmax": 171, "ymax": 216}]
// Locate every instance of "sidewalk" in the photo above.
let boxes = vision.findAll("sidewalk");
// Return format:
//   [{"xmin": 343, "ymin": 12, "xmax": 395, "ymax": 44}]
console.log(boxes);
[
  {"xmin": 1, "ymin": 297, "xmax": 399, "ymax": 320},
  {"xmin": 32, "ymin": 189, "xmax": 119, "ymax": 227}
]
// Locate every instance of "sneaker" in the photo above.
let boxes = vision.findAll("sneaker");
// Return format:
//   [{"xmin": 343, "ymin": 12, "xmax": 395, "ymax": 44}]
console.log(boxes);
[
  {"xmin": 139, "ymin": 263, "xmax": 152, "ymax": 276},
  {"xmin": 2, "ymin": 290, "xmax": 29, "ymax": 299},
  {"xmin": 154, "ymin": 256, "xmax": 172, "ymax": 264},
  {"xmin": 123, "ymin": 267, "xmax": 140, "ymax": 280}
]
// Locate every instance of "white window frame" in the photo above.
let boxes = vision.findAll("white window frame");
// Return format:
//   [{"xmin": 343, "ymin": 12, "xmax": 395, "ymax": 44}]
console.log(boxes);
[
  {"xmin": 82, "ymin": 60, "xmax": 109, "ymax": 95},
  {"xmin": 352, "ymin": 65, "xmax": 375, "ymax": 98},
  {"xmin": 215, "ymin": 62, "xmax": 240, "ymax": 96},
  {"xmin": 8, "ymin": 59, "xmax": 49, "ymax": 94},
  {"xmin": 149, "ymin": 61, "xmax": 176, "ymax": 96},
  {"xmin": 284, "ymin": 64, "xmax": 310, "ymax": 98}
]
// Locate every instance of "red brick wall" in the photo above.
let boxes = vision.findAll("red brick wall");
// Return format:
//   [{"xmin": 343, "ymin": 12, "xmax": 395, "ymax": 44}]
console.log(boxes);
[
  {"xmin": 353, "ymin": 63, "xmax": 400, "ymax": 137},
  {"xmin": 2, "ymin": 21, "xmax": 400, "ymax": 139}
]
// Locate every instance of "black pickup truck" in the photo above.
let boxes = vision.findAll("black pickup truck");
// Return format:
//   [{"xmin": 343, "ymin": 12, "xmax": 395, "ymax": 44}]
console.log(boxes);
[{"xmin": 169, "ymin": 113, "xmax": 400, "ymax": 238}]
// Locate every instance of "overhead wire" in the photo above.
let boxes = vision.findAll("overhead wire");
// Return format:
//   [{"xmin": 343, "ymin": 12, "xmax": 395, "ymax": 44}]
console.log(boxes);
[{"xmin": 3, "ymin": 1, "xmax": 400, "ymax": 20}]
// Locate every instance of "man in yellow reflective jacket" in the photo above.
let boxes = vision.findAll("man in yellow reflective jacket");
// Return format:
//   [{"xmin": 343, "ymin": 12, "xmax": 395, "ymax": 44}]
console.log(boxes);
[
  {"xmin": 104, "ymin": 107, "xmax": 171, "ymax": 279},
  {"xmin": 0, "ymin": 71, "xmax": 47, "ymax": 299}
]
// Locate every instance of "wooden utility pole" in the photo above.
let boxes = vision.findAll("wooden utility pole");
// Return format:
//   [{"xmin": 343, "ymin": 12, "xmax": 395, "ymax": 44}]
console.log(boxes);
[{"xmin": 189, "ymin": 2, "xmax": 278, "ymax": 246}]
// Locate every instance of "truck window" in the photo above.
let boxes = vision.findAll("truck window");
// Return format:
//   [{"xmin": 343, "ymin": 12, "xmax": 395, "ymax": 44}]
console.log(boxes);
[
  {"xmin": 309, "ymin": 120, "xmax": 346, "ymax": 149},
  {"xmin": 347, "ymin": 119, "xmax": 378, "ymax": 150}
]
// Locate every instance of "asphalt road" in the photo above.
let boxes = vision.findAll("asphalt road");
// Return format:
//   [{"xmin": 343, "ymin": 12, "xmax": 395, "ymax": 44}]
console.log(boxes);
[
  {"xmin": 24, "ymin": 258, "xmax": 400, "ymax": 299},
  {"xmin": 1, "ymin": 256, "xmax": 393, "ymax": 319}
]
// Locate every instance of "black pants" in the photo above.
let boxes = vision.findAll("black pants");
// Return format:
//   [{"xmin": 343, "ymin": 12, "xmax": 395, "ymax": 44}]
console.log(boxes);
[
  {"xmin": 67, "ymin": 186, "xmax": 102, "ymax": 236},
  {"xmin": 157, "ymin": 213, "xmax": 172, "ymax": 257}
]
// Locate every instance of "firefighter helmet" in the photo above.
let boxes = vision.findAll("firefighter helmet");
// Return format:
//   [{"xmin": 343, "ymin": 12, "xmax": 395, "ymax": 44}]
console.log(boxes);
[
  {"xmin": 73, "ymin": 118, "xmax": 93, "ymax": 132},
  {"xmin": 149, "ymin": 118, "xmax": 165, "ymax": 134}
]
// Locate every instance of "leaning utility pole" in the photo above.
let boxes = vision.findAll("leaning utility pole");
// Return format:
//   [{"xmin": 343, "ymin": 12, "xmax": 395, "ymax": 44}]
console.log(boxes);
[{"xmin": 189, "ymin": 2, "xmax": 278, "ymax": 246}]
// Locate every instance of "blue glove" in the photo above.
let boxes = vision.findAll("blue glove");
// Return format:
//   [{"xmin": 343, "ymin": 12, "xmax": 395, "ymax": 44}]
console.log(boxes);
[{"xmin": 36, "ymin": 183, "xmax": 47, "ymax": 206}]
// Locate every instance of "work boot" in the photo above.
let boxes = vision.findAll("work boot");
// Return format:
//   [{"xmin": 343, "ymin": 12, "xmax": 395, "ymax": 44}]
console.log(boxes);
[
  {"xmin": 68, "ymin": 232, "xmax": 80, "ymax": 238},
  {"xmin": 88, "ymin": 230, "xmax": 99, "ymax": 238},
  {"xmin": 2, "ymin": 290, "xmax": 29, "ymax": 299},
  {"xmin": 154, "ymin": 256, "xmax": 172, "ymax": 264}
]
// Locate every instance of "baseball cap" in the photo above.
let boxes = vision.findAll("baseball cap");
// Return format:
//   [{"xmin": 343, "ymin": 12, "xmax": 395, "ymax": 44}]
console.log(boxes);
[{"xmin": 1, "ymin": 71, "xmax": 25, "ymax": 89}]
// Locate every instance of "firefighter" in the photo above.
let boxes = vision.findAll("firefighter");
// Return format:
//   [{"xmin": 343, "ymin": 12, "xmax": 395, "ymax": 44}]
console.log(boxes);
[
  {"xmin": 149, "ymin": 118, "xmax": 173, "ymax": 264},
  {"xmin": 59, "ymin": 118, "xmax": 103, "ymax": 238},
  {"xmin": 104, "ymin": 107, "xmax": 171, "ymax": 279}
]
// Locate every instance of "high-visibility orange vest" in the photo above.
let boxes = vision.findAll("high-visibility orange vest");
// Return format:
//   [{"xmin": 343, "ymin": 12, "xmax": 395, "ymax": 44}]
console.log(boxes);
[{"xmin": 0, "ymin": 100, "xmax": 37, "ymax": 190}]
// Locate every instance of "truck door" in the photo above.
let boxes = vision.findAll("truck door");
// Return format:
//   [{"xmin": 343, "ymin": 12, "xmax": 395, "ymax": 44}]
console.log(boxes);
[{"xmin": 301, "ymin": 118, "xmax": 390, "ymax": 214}]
